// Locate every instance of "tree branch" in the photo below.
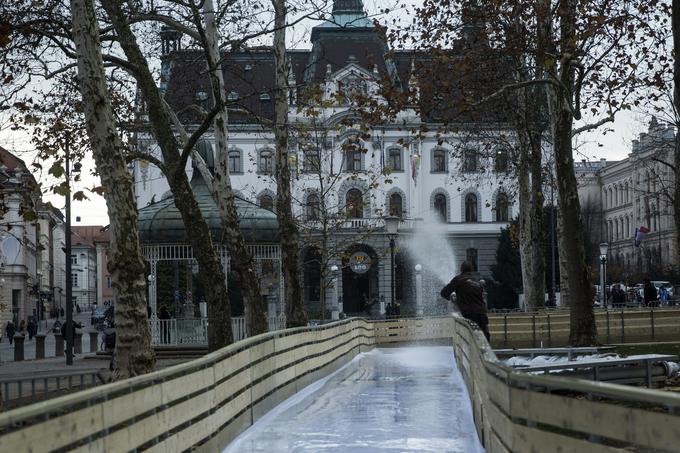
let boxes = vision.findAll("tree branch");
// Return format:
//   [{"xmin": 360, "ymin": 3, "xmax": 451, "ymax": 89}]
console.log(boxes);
[
  {"xmin": 125, "ymin": 151, "xmax": 166, "ymax": 173},
  {"xmin": 571, "ymin": 114, "xmax": 615, "ymax": 137}
]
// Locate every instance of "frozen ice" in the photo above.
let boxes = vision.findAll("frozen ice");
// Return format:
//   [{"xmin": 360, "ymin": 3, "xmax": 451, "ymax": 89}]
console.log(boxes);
[{"xmin": 224, "ymin": 346, "xmax": 484, "ymax": 453}]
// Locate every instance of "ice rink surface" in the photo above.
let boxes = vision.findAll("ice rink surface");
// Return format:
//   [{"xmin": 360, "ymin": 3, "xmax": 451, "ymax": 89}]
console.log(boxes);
[{"xmin": 224, "ymin": 346, "xmax": 484, "ymax": 453}]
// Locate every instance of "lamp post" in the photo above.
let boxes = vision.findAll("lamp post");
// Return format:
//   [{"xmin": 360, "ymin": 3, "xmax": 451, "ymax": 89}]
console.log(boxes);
[
  {"xmin": 64, "ymin": 135, "xmax": 81, "ymax": 365},
  {"xmin": 384, "ymin": 216, "xmax": 399, "ymax": 314},
  {"xmin": 599, "ymin": 242, "xmax": 609, "ymax": 309},
  {"xmin": 414, "ymin": 264, "xmax": 423, "ymax": 316},
  {"xmin": 330, "ymin": 264, "xmax": 339, "ymax": 320}
]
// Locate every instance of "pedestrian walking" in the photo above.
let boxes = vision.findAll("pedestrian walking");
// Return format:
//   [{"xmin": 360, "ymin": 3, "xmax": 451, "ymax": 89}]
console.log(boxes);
[
  {"xmin": 659, "ymin": 286, "xmax": 669, "ymax": 305},
  {"xmin": 6, "ymin": 320, "xmax": 15, "ymax": 345},
  {"xmin": 643, "ymin": 278, "xmax": 658, "ymax": 307},
  {"xmin": 19, "ymin": 319, "xmax": 26, "ymax": 334},
  {"xmin": 440, "ymin": 261, "xmax": 490, "ymax": 341},
  {"xmin": 27, "ymin": 317, "xmax": 36, "ymax": 340}
]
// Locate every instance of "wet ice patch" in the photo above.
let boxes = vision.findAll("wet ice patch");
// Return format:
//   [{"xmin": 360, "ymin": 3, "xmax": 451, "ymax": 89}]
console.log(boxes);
[{"xmin": 223, "ymin": 346, "xmax": 484, "ymax": 453}]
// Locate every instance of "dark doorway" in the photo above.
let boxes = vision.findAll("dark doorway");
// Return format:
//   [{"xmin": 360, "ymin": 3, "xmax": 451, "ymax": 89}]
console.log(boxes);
[{"xmin": 342, "ymin": 245, "xmax": 379, "ymax": 314}]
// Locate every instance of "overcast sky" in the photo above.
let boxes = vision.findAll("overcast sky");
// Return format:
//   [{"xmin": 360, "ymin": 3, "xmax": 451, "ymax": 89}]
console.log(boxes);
[{"xmin": 0, "ymin": 0, "xmax": 665, "ymax": 226}]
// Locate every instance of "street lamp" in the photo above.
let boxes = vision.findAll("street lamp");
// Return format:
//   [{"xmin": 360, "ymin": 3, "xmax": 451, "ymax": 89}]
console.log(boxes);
[
  {"xmin": 384, "ymin": 216, "xmax": 399, "ymax": 313},
  {"xmin": 599, "ymin": 242, "xmax": 609, "ymax": 309},
  {"xmin": 330, "ymin": 264, "xmax": 339, "ymax": 320},
  {"xmin": 64, "ymin": 135, "xmax": 81, "ymax": 365}
]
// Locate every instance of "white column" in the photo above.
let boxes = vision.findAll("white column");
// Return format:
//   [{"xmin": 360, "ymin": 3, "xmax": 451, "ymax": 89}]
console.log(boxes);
[
  {"xmin": 415, "ymin": 264, "xmax": 423, "ymax": 316},
  {"xmin": 330, "ymin": 265, "xmax": 339, "ymax": 320}
]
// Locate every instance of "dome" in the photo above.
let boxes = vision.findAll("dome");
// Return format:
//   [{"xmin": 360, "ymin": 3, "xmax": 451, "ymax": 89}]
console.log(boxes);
[{"xmin": 138, "ymin": 176, "xmax": 279, "ymax": 244}]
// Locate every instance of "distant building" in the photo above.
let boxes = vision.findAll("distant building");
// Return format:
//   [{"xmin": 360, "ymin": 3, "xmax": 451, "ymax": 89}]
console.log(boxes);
[
  {"xmin": 36, "ymin": 202, "xmax": 66, "ymax": 317},
  {"xmin": 71, "ymin": 225, "xmax": 113, "ymax": 309},
  {"xmin": 0, "ymin": 146, "xmax": 40, "ymax": 323},
  {"xmin": 576, "ymin": 118, "xmax": 677, "ymax": 280}
]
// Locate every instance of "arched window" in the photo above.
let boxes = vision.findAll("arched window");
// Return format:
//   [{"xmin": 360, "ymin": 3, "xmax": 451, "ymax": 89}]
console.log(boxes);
[
  {"xmin": 259, "ymin": 195, "xmax": 274, "ymax": 211},
  {"xmin": 494, "ymin": 148, "xmax": 508, "ymax": 173},
  {"xmin": 495, "ymin": 193, "xmax": 509, "ymax": 222},
  {"xmin": 614, "ymin": 218, "xmax": 619, "ymax": 240},
  {"xmin": 344, "ymin": 147, "xmax": 362, "ymax": 172},
  {"xmin": 303, "ymin": 149, "xmax": 320, "ymax": 172},
  {"xmin": 462, "ymin": 148, "xmax": 477, "ymax": 173},
  {"xmin": 258, "ymin": 149, "xmax": 273, "ymax": 174},
  {"xmin": 603, "ymin": 190, "xmax": 608, "ymax": 209},
  {"xmin": 306, "ymin": 194, "xmax": 320, "ymax": 220},
  {"xmin": 388, "ymin": 147, "xmax": 403, "ymax": 171},
  {"xmin": 228, "ymin": 149, "xmax": 242, "ymax": 173},
  {"xmin": 389, "ymin": 193, "xmax": 403, "ymax": 218},
  {"xmin": 433, "ymin": 194, "xmax": 447, "ymax": 221},
  {"xmin": 431, "ymin": 148, "xmax": 446, "ymax": 172},
  {"xmin": 465, "ymin": 193, "xmax": 478, "ymax": 222},
  {"xmin": 346, "ymin": 189, "xmax": 363, "ymax": 218}
]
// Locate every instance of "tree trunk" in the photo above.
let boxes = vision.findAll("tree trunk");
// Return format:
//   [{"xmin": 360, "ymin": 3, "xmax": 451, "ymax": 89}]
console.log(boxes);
[
  {"xmin": 673, "ymin": 0, "xmax": 680, "ymax": 272},
  {"xmin": 528, "ymin": 129, "xmax": 545, "ymax": 309},
  {"xmin": 272, "ymin": 0, "xmax": 307, "ymax": 327},
  {"xmin": 550, "ymin": 0, "xmax": 597, "ymax": 346},
  {"xmin": 70, "ymin": 0, "xmax": 154, "ymax": 377},
  {"xmin": 101, "ymin": 0, "xmax": 233, "ymax": 349},
  {"xmin": 201, "ymin": 0, "xmax": 267, "ymax": 336}
]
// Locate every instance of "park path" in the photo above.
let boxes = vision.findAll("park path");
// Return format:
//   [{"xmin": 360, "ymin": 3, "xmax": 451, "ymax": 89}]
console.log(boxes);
[{"xmin": 224, "ymin": 346, "xmax": 484, "ymax": 453}]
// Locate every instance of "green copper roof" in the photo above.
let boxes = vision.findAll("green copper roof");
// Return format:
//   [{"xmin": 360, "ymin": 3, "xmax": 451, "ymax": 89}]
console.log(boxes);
[{"xmin": 138, "ymin": 176, "xmax": 279, "ymax": 244}]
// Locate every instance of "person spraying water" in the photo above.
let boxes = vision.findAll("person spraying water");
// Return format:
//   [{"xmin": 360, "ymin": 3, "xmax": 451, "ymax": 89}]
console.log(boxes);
[{"xmin": 440, "ymin": 261, "xmax": 490, "ymax": 341}]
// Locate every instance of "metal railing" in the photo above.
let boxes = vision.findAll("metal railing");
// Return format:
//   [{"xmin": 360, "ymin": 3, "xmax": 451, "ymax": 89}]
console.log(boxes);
[
  {"xmin": 1, "ymin": 370, "xmax": 105, "ymax": 409},
  {"xmin": 150, "ymin": 315, "xmax": 288, "ymax": 345}
]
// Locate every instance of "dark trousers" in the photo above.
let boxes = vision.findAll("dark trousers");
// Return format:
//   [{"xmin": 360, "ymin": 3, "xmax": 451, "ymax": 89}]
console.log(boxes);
[{"xmin": 464, "ymin": 313, "xmax": 490, "ymax": 342}]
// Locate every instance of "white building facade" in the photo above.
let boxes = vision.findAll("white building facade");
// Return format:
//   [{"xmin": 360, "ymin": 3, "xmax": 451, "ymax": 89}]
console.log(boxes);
[
  {"xmin": 132, "ymin": 1, "xmax": 516, "ymax": 315},
  {"xmin": 576, "ymin": 119, "xmax": 677, "ymax": 282}
]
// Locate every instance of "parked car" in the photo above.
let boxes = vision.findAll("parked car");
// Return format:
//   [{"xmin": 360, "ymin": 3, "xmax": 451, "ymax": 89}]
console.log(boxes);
[
  {"xmin": 92, "ymin": 306, "xmax": 114, "ymax": 331},
  {"xmin": 651, "ymin": 281, "xmax": 674, "ymax": 297}
]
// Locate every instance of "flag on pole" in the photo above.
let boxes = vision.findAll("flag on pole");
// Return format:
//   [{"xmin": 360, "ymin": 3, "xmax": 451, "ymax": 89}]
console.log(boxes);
[{"xmin": 634, "ymin": 226, "xmax": 650, "ymax": 247}]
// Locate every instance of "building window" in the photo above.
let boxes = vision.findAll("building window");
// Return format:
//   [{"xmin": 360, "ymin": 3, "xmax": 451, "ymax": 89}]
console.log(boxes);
[
  {"xmin": 71, "ymin": 254, "xmax": 77, "ymax": 265},
  {"xmin": 346, "ymin": 188, "xmax": 363, "ymax": 218},
  {"xmin": 227, "ymin": 91, "xmax": 239, "ymax": 101},
  {"xmin": 72, "ymin": 273, "xmax": 79, "ymax": 288},
  {"xmin": 106, "ymin": 276, "xmax": 112, "ymax": 289},
  {"xmin": 306, "ymin": 194, "xmax": 320, "ymax": 220},
  {"xmin": 462, "ymin": 149, "xmax": 477, "ymax": 173},
  {"xmin": 259, "ymin": 195, "xmax": 274, "ymax": 211},
  {"xmin": 303, "ymin": 149, "xmax": 320, "ymax": 173},
  {"xmin": 345, "ymin": 150, "xmax": 362, "ymax": 172},
  {"xmin": 432, "ymin": 148, "xmax": 446, "ymax": 172},
  {"xmin": 494, "ymin": 148, "xmax": 509, "ymax": 173},
  {"xmin": 388, "ymin": 148, "xmax": 403, "ymax": 171},
  {"xmin": 433, "ymin": 193, "xmax": 447, "ymax": 222},
  {"xmin": 466, "ymin": 248, "xmax": 478, "ymax": 271},
  {"xmin": 228, "ymin": 149, "xmax": 242, "ymax": 173},
  {"xmin": 258, "ymin": 149, "xmax": 273, "ymax": 174},
  {"xmin": 389, "ymin": 193, "xmax": 403, "ymax": 218},
  {"xmin": 465, "ymin": 193, "xmax": 478, "ymax": 222},
  {"xmin": 495, "ymin": 193, "xmax": 509, "ymax": 222}
]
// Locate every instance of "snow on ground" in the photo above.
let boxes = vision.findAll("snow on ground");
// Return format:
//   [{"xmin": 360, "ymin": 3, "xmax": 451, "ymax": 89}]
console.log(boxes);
[
  {"xmin": 502, "ymin": 354, "xmax": 622, "ymax": 369},
  {"xmin": 223, "ymin": 346, "xmax": 484, "ymax": 453}
]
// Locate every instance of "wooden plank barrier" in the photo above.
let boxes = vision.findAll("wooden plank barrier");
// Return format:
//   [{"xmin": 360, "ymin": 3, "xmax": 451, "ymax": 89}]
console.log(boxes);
[
  {"xmin": 2, "ymin": 315, "xmax": 679, "ymax": 452},
  {"xmin": 449, "ymin": 313, "xmax": 680, "ymax": 453},
  {"xmin": 0, "ymin": 319, "xmax": 375, "ymax": 453}
]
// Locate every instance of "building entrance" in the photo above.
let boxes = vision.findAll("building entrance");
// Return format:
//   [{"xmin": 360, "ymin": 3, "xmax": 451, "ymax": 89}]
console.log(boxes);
[{"xmin": 342, "ymin": 245, "xmax": 379, "ymax": 315}]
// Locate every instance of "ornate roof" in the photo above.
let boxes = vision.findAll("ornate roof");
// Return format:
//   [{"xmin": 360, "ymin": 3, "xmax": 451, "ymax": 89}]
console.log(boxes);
[{"xmin": 137, "ymin": 176, "xmax": 279, "ymax": 244}]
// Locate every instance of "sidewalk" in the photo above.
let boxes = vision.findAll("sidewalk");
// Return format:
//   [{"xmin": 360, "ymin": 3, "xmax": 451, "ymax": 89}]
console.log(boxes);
[{"xmin": 0, "ymin": 312, "xmax": 95, "ymax": 363}]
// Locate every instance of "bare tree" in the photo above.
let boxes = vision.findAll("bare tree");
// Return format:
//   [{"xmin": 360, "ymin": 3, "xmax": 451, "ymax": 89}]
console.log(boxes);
[{"xmin": 70, "ymin": 0, "xmax": 154, "ymax": 377}]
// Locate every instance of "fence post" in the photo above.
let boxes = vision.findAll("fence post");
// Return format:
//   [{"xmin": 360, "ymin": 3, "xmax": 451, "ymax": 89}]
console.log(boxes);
[
  {"xmin": 89, "ymin": 331, "xmax": 99, "ymax": 353},
  {"xmin": 650, "ymin": 309, "xmax": 655, "ymax": 341},
  {"xmin": 547, "ymin": 314, "xmax": 552, "ymax": 347},
  {"xmin": 35, "ymin": 333, "xmax": 46, "ymax": 359},
  {"xmin": 620, "ymin": 310, "xmax": 625, "ymax": 343},
  {"xmin": 14, "ymin": 334, "xmax": 25, "ymax": 361},
  {"xmin": 55, "ymin": 333, "xmax": 64, "ymax": 357},
  {"xmin": 532, "ymin": 314, "xmax": 536, "ymax": 348},
  {"xmin": 606, "ymin": 310, "xmax": 610, "ymax": 344},
  {"xmin": 504, "ymin": 315, "xmax": 508, "ymax": 347}
]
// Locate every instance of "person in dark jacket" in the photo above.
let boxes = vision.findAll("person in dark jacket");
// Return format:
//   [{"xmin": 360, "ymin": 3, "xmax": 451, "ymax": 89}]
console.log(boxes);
[
  {"xmin": 440, "ymin": 261, "xmax": 490, "ymax": 341},
  {"xmin": 643, "ymin": 279, "xmax": 658, "ymax": 307},
  {"xmin": 6, "ymin": 321, "xmax": 15, "ymax": 345}
]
